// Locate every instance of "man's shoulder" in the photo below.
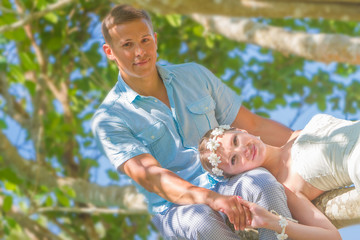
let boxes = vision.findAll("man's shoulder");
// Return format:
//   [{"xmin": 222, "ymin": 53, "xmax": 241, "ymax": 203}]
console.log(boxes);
[
  {"xmin": 160, "ymin": 62, "xmax": 205, "ymax": 73},
  {"xmin": 91, "ymin": 86, "xmax": 125, "ymax": 124},
  {"xmin": 97, "ymin": 86, "xmax": 121, "ymax": 110},
  {"xmin": 159, "ymin": 62, "xmax": 213, "ymax": 84}
]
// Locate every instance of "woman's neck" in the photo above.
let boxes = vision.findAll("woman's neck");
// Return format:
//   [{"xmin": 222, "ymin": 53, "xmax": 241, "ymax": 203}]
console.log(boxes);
[{"xmin": 261, "ymin": 145, "xmax": 289, "ymax": 178}]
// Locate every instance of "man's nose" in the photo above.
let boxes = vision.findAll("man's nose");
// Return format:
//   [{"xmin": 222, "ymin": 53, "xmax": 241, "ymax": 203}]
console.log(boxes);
[{"xmin": 135, "ymin": 44, "xmax": 145, "ymax": 56}]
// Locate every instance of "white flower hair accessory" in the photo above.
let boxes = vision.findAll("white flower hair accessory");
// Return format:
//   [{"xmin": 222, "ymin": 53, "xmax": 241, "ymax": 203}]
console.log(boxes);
[{"xmin": 206, "ymin": 125, "xmax": 231, "ymax": 176}]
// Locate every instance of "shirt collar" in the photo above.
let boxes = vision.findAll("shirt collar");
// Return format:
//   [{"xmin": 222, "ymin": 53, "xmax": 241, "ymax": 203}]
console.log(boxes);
[
  {"xmin": 115, "ymin": 73, "xmax": 138, "ymax": 103},
  {"xmin": 116, "ymin": 63, "xmax": 177, "ymax": 103},
  {"xmin": 157, "ymin": 63, "xmax": 176, "ymax": 84}
]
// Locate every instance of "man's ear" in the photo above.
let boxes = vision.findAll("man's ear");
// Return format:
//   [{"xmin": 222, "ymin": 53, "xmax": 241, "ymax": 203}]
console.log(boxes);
[
  {"xmin": 103, "ymin": 44, "xmax": 115, "ymax": 61},
  {"xmin": 154, "ymin": 32, "xmax": 158, "ymax": 50}
]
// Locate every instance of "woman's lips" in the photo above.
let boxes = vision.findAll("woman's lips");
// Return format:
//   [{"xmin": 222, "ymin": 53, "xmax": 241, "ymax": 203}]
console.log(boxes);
[{"xmin": 252, "ymin": 145, "xmax": 256, "ymax": 160}]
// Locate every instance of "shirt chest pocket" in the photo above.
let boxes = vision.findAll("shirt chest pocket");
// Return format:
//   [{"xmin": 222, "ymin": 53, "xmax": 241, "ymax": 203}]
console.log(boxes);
[
  {"xmin": 135, "ymin": 121, "xmax": 166, "ymax": 159},
  {"xmin": 187, "ymin": 95, "xmax": 218, "ymax": 139}
]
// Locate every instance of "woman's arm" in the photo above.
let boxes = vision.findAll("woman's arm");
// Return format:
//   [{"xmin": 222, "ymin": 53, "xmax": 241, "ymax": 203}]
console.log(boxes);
[
  {"xmin": 239, "ymin": 188, "xmax": 342, "ymax": 240},
  {"xmin": 284, "ymin": 187, "xmax": 341, "ymax": 239}
]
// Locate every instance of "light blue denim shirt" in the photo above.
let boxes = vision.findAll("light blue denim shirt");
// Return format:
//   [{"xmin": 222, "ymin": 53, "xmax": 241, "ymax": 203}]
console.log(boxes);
[{"xmin": 92, "ymin": 62, "xmax": 242, "ymax": 213}]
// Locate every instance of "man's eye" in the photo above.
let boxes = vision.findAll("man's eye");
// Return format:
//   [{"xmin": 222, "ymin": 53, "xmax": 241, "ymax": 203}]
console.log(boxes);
[
  {"xmin": 142, "ymin": 38, "xmax": 150, "ymax": 43},
  {"xmin": 123, "ymin": 42, "xmax": 132, "ymax": 47}
]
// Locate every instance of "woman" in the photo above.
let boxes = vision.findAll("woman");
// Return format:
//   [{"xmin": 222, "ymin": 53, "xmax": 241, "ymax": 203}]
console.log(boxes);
[{"xmin": 199, "ymin": 114, "xmax": 359, "ymax": 239}]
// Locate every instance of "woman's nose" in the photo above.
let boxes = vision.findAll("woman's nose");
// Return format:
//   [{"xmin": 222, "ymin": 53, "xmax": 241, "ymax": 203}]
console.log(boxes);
[{"xmin": 237, "ymin": 145, "xmax": 250, "ymax": 159}]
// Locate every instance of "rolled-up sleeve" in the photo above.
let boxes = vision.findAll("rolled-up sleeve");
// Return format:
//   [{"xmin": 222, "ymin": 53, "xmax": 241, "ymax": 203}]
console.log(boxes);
[
  {"xmin": 196, "ymin": 64, "xmax": 243, "ymax": 125},
  {"xmin": 92, "ymin": 113, "xmax": 150, "ymax": 170}
]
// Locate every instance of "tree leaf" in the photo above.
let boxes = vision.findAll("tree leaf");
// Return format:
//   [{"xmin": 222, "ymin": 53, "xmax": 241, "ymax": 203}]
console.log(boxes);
[
  {"xmin": 43, "ymin": 12, "xmax": 59, "ymax": 24},
  {"xmin": 2, "ymin": 195, "xmax": 13, "ymax": 212},
  {"xmin": 107, "ymin": 169, "xmax": 120, "ymax": 181},
  {"xmin": 19, "ymin": 52, "xmax": 37, "ymax": 71},
  {"xmin": 0, "ymin": 119, "xmax": 7, "ymax": 129},
  {"xmin": 165, "ymin": 14, "xmax": 182, "ymax": 27}
]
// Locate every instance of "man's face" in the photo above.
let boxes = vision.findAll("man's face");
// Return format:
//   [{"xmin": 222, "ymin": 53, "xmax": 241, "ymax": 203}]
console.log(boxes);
[{"xmin": 103, "ymin": 19, "xmax": 158, "ymax": 81}]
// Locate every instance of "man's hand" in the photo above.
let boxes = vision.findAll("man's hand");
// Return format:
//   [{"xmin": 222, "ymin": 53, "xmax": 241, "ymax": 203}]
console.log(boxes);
[
  {"xmin": 237, "ymin": 198, "xmax": 278, "ymax": 230},
  {"xmin": 122, "ymin": 154, "xmax": 252, "ymax": 231},
  {"xmin": 207, "ymin": 192, "xmax": 252, "ymax": 231}
]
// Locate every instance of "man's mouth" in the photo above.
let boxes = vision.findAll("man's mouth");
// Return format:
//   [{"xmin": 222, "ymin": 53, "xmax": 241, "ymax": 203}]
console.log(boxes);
[{"xmin": 134, "ymin": 58, "xmax": 149, "ymax": 65}]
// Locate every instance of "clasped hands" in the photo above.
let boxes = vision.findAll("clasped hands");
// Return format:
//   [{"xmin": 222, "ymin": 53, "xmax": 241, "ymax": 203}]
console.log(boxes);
[{"xmin": 209, "ymin": 193, "xmax": 252, "ymax": 231}]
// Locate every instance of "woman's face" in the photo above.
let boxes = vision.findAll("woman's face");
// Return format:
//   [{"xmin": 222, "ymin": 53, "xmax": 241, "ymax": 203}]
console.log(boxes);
[{"xmin": 215, "ymin": 129, "xmax": 267, "ymax": 176}]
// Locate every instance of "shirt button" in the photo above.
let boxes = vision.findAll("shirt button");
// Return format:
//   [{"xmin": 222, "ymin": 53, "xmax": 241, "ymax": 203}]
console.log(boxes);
[
  {"xmin": 151, "ymin": 136, "xmax": 155, "ymax": 139},
  {"xmin": 205, "ymin": 107, "xmax": 208, "ymax": 110},
  {"xmin": 154, "ymin": 100, "xmax": 158, "ymax": 103}
]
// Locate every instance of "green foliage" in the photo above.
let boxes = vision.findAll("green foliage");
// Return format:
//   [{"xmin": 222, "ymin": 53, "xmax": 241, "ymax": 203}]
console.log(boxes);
[
  {"xmin": 2, "ymin": 196, "xmax": 13, "ymax": 213},
  {"xmin": 0, "ymin": 119, "xmax": 7, "ymax": 129},
  {"xmin": 107, "ymin": 169, "xmax": 120, "ymax": 181},
  {"xmin": 0, "ymin": 1, "xmax": 359, "ymax": 239}
]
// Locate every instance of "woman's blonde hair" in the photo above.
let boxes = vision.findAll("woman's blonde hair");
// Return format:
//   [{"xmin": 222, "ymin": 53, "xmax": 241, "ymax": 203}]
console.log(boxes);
[{"xmin": 198, "ymin": 127, "xmax": 235, "ymax": 178}]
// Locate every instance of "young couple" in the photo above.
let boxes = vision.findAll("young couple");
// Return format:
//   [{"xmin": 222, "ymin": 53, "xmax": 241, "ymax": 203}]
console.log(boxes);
[{"xmin": 92, "ymin": 4, "xmax": 345, "ymax": 240}]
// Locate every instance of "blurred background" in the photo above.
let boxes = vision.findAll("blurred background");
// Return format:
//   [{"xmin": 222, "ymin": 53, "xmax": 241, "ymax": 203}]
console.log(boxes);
[{"xmin": 0, "ymin": 0, "xmax": 359, "ymax": 239}]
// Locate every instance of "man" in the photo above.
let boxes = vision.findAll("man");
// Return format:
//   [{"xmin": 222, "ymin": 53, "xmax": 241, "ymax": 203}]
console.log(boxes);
[{"xmin": 92, "ymin": 4, "xmax": 294, "ymax": 239}]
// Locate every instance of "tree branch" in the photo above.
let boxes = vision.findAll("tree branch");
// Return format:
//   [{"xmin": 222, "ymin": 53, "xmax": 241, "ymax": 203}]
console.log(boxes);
[
  {"xmin": 10, "ymin": 212, "xmax": 63, "ymax": 240},
  {"xmin": 0, "ymin": 130, "xmax": 147, "ymax": 212},
  {"xmin": 121, "ymin": 0, "xmax": 360, "ymax": 21},
  {"xmin": 14, "ymin": 0, "xmax": 48, "ymax": 165},
  {"xmin": 0, "ymin": 197, "xmax": 63, "ymax": 240},
  {"xmin": 0, "ymin": 71, "xmax": 31, "ymax": 128},
  {"xmin": 2, "ymin": 0, "xmax": 360, "ymax": 34},
  {"xmin": 313, "ymin": 187, "xmax": 360, "ymax": 228},
  {"xmin": 192, "ymin": 15, "xmax": 360, "ymax": 65},
  {"xmin": 0, "ymin": 0, "xmax": 76, "ymax": 33},
  {"xmin": 34, "ymin": 206, "xmax": 146, "ymax": 215}
]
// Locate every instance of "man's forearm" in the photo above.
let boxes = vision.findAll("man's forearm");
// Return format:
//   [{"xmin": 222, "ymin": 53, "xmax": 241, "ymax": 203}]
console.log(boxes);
[
  {"xmin": 232, "ymin": 106, "xmax": 293, "ymax": 147},
  {"xmin": 257, "ymin": 118, "xmax": 293, "ymax": 147},
  {"xmin": 143, "ymin": 164, "xmax": 215, "ymax": 205},
  {"xmin": 121, "ymin": 154, "xmax": 215, "ymax": 206}
]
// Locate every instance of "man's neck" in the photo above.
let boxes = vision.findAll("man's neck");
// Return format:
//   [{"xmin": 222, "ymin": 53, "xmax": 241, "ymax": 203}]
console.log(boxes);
[
  {"xmin": 123, "ymin": 71, "xmax": 162, "ymax": 96},
  {"xmin": 122, "ymin": 71, "xmax": 170, "ymax": 108}
]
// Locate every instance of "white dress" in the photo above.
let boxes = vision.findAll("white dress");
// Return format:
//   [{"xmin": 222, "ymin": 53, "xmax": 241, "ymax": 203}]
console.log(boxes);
[{"xmin": 291, "ymin": 114, "xmax": 360, "ymax": 192}]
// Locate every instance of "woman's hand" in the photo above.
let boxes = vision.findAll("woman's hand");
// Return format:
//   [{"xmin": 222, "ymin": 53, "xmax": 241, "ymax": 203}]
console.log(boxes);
[
  {"xmin": 237, "ymin": 198, "xmax": 278, "ymax": 229},
  {"xmin": 207, "ymin": 192, "xmax": 252, "ymax": 231}
]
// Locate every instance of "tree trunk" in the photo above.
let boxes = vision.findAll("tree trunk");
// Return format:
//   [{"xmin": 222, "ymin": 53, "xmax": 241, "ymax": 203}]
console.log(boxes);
[
  {"xmin": 192, "ymin": 15, "xmax": 360, "ymax": 65},
  {"xmin": 121, "ymin": 0, "xmax": 360, "ymax": 21}
]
